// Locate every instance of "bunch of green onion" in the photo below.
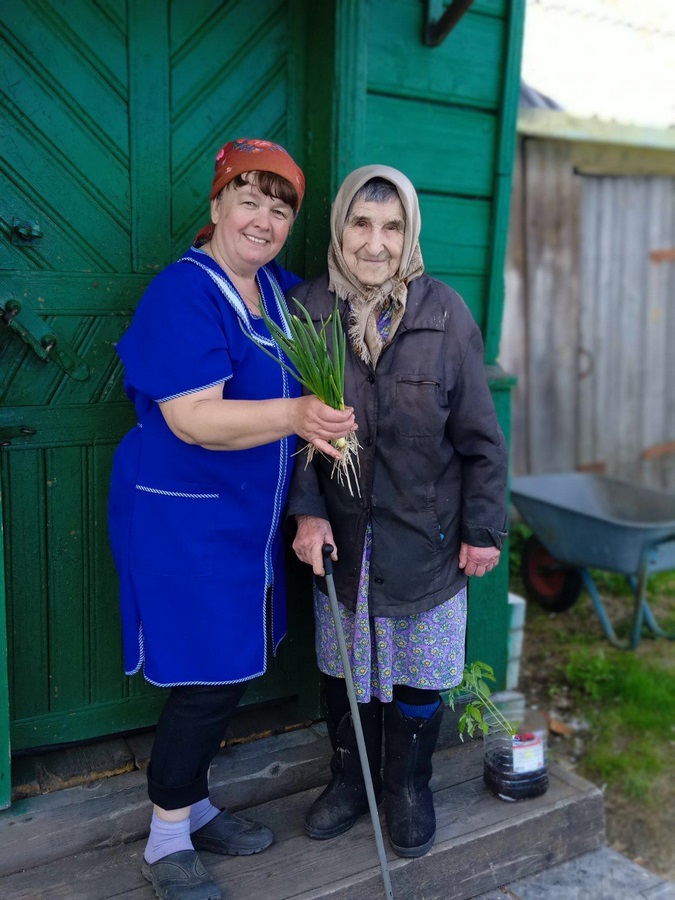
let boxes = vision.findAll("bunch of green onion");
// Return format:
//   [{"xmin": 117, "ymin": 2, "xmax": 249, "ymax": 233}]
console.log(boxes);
[{"xmin": 256, "ymin": 294, "xmax": 360, "ymax": 496}]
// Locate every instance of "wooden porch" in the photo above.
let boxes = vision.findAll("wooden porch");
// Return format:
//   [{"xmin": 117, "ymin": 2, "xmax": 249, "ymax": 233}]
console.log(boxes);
[{"xmin": 0, "ymin": 708, "xmax": 605, "ymax": 900}]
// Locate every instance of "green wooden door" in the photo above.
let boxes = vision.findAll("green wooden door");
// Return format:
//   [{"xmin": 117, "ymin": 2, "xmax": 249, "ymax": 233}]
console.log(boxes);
[{"xmin": 0, "ymin": 0, "xmax": 309, "ymax": 769}]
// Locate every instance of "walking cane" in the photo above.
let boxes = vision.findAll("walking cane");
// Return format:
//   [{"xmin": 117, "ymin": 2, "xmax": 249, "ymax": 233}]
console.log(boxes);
[{"xmin": 321, "ymin": 544, "xmax": 395, "ymax": 900}]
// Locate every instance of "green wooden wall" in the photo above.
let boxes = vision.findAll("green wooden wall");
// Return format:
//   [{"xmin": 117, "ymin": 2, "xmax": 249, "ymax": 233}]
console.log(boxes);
[{"xmin": 0, "ymin": 0, "xmax": 524, "ymax": 806}]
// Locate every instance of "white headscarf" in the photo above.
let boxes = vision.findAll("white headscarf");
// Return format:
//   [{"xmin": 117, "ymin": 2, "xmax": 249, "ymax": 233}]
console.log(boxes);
[{"xmin": 328, "ymin": 165, "xmax": 425, "ymax": 366}]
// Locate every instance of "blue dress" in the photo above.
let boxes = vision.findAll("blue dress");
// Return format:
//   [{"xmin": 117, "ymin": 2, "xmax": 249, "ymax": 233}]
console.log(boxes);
[{"xmin": 108, "ymin": 247, "xmax": 301, "ymax": 686}]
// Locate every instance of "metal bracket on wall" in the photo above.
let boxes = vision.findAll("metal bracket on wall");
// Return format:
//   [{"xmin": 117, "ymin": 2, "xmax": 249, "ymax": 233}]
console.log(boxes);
[
  {"xmin": 423, "ymin": 0, "xmax": 474, "ymax": 47},
  {"xmin": 1, "ymin": 296, "xmax": 90, "ymax": 381}
]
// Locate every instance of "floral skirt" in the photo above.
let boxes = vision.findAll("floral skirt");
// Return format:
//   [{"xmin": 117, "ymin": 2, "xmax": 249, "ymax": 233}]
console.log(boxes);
[{"xmin": 313, "ymin": 526, "xmax": 467, "ymax": 703}]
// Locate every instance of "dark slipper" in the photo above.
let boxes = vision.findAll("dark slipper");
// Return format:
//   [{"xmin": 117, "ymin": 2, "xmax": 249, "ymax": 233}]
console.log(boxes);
[
  {"xmin": 141, "ymin": 849, "xmax": 222, "ymax": 900},
  {"xmin": 191, "ymin": 809, "xmax": 273, "ymax": 856}
]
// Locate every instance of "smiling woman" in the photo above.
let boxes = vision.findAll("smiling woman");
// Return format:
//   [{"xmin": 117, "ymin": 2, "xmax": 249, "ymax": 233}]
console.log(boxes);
[
  {"xmin": 107, "ymin": 138, "xmax": 355, "ymax": 899},
  {"xmin": 204, "ymin": 173, "xmax": 296, "ymax": 314}
]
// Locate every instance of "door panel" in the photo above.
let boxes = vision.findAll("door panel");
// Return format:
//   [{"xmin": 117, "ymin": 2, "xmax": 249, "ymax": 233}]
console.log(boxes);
[
  {"xmin": 1, "ymin": 0, "xmax": 307, "ymax": 752},
  {"xmin": 0, "ymin": 8, "xmax": 132, "ymax": 272},
  {"xmin": 170, "ymin": 1, "xmax": 299, "ymax": 258}
]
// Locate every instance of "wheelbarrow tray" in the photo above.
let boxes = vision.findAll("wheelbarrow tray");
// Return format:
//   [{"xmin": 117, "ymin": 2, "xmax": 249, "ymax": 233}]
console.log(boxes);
[{"xmin": 511, "ymin": 473, "xmax": 675, "ymax": 577}]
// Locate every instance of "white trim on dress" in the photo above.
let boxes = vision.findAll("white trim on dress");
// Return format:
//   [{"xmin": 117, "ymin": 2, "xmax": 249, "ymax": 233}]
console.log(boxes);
[
  {"xmin": 135, "ymin": 485, "xmax": 219, "ymax": 499},
  {"xmin": 156, "ymin": 377, "xmax": 229, "ymax": 404}
]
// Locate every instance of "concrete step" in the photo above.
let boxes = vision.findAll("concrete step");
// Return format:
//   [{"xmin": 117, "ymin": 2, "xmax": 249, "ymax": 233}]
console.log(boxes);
[
  {"xmin": 0, "ymin": 721, "xmax": 605, "ymax": 899},
  {"xmin": 476, "ymin": 848, "xmax": 675, "ymax": 900}
]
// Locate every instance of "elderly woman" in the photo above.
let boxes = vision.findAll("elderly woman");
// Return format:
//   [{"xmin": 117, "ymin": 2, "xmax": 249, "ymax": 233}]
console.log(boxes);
[
  {"xmin": 108, "ymin": 139, "xmax": 354, "ymax": 900},
  {"xmin": 288, "ymin": 165, "xmax": 508, "ymax": 859}
]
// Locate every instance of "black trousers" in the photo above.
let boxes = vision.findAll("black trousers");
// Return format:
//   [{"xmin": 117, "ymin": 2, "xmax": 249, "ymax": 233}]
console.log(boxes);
[{"xmin": 147, "ymin": 682, "xmax": 248, "ymax": 810}]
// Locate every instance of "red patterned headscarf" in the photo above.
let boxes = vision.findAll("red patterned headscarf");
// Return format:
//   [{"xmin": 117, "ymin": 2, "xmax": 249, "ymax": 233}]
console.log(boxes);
[{"xmin": 194, "ymin": 138, "xmax": 305, "ymax": 246}]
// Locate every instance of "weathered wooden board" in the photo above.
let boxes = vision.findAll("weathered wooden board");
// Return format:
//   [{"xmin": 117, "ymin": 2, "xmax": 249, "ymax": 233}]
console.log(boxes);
[
  {"xmin": 578, "ymin": 175, "xmax": 675, "ymax": 488},
  {"xmin": 501, "ymin": 140, "xmax": 528, "ymax": 474},
  {"xmin": 0, "ymin": 725, "xmax": 331, "ymax": 878},
  {"xmin": 523, "ymin": 139, "xmax": 581, "ymax": 475},
  {"xmin": 0, "ymin": 738, "xmax": 604, "ymax": 900},
  {"xmin": 503, "ymin": 134, "xmax": 675, "ymax": 490},
  {"xmin": 0, "ymin": 712, "xmax": 472, "ymax": 877}
]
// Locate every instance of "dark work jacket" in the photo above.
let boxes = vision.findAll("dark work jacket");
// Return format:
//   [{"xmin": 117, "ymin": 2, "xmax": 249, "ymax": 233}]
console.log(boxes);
[{"xmin": 285, "ymin": 273, "xmax": 508, "ymax": 616}]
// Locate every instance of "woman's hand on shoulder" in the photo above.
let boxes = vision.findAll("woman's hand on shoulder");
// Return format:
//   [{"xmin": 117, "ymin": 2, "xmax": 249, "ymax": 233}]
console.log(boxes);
[
  {"xmin": 458, "ymin": 542, "xmax": 500, "ymax": 577},
  {"xmin": 293, "ymin": 515, "xmax": 336, "ymax": 575},
  {"xmin": 289, "ymin": 395, "xmax": 356, "ymax": 461}
]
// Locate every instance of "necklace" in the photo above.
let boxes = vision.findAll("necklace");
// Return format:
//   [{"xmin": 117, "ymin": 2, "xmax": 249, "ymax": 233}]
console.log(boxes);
[{"xmin": 241, "ymin": 288, "xmax": 261, "ymax": 315}]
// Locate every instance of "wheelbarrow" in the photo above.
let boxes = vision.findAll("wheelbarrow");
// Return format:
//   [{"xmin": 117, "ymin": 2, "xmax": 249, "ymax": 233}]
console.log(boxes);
[{"xmin": 510, "ymin": 473, "xmax": 675, "ymax": 650}]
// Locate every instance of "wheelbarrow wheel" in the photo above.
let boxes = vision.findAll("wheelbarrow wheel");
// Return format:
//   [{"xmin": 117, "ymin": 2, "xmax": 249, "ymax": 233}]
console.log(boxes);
[{"xmin": 521, "ymin": 535, "xmax": 583, "ymax": 612}]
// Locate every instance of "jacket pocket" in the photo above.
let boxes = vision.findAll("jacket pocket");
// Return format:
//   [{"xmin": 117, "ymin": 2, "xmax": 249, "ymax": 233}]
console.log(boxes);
[
  {"xmin": 129, "ymin": 482, "xmax": 219, "ymax": 576},
  {"xmin": 394, "ymin": 375, "xmax": 446, "ymax": 438}
]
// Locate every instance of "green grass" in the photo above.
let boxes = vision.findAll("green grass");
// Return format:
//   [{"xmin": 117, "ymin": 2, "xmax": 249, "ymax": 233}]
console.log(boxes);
[
  {"xmin": 509, "ymin": 521, "xmax": 675, "ymax": 871},
  {"xmin": 565, "ymin": 646, "xmax": 675, "ymax": 722},
  {"xmin": 550, "ymin": 625, "xmax": 675, "ymax": 801}
]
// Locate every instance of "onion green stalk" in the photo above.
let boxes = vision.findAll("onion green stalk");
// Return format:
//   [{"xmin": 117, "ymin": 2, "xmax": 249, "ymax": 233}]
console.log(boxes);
[{"xmin": 250, "ymin": 293, "xmax": 360, "ymax": 496}]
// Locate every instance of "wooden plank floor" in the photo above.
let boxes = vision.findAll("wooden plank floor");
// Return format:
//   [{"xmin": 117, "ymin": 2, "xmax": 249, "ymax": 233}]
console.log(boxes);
[{"xmin": 0, "ymin": 728, "xmax": 606, "ymax": 900}]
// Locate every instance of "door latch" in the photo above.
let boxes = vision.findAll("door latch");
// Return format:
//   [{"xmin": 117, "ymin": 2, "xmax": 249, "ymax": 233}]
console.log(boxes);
[
  {"xmin": 1, "ymin": 296, "xmax": 89, "ymax": 381},
  {"xmin": 11, "ymin": 218, "xmax": 44, "ymax": 246},
  {"xmin": 0, "ymin": 425, "xmax": 37, "ymax": 449}
]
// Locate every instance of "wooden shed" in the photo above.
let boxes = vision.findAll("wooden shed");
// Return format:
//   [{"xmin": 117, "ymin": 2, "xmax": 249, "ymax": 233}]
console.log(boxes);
[
  {"xmin": 502, "ymin": 108, "xmax": 675, "ymax": 488},
  {"xmin": 0, "ymin": 0, "xmax": 524, "ymax": 808}
]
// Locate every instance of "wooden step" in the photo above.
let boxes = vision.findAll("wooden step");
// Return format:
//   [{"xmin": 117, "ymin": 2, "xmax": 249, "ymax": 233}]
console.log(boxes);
[{"xmin": 0, "ymin": 725, "xmax": 605, "ymax": 900}]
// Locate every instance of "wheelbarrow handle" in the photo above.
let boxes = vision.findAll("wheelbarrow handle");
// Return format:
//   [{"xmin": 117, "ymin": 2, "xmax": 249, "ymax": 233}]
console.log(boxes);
[{"xmin": 321, "ymin": 543, "xmax": 394, "ymax": 900}]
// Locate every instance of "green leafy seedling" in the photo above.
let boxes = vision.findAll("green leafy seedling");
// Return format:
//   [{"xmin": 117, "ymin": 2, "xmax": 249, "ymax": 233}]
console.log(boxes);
[{"xmin": 446, "ymin": 660, "xmax": 516, "ymax": 740}]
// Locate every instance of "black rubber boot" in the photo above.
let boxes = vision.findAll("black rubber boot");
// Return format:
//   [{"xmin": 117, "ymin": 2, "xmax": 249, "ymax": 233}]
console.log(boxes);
[
  {"xmin": 383, "ymin": 699, "xmax": 443, "ymax": 858},
  {"xmin": 304, "ymin": 697, "xmax": 383, "ymax": 840}
]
